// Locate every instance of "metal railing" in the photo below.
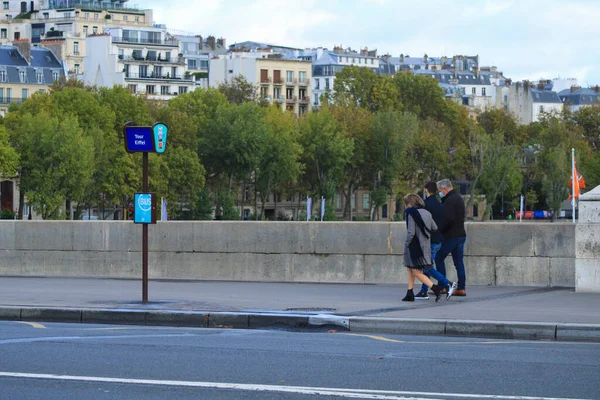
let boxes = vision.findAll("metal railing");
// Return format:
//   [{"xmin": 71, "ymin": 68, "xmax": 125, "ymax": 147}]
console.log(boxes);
[
  {"xmin": 298, "ymin": 78, "xmax": 310, "ymax": 85},
  {"xmin": 0, "ymin": 97, "xmax": 26, "ymax": 105},
  {"xmin": 273, "ymin": 78, "xmax": 284, "ymax": 85},
  {"xmin": 260, "ymin": 77, "xmax": 271, "ymax": 84},
  {"xmin": 286, "ymin": 96, "xmax": 297, "ymax": 103},
  {"xmin": 125, "ymin": 73, "xmax": 188, "ymax": 80},
  {"xmin": 112, "ymin": 37, "xmax": 178, "ymax": 46},
  {"xmin": 45, "ymin": 2, "xmax": 144, "ymax": 12},
  {"xmin": 118, "ymin": 55, "xmax": 182, "ymax": 64}
]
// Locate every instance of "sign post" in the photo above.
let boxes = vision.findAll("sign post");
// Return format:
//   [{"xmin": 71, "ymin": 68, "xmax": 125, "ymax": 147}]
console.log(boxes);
[{"xmin": 124, "ymin": 121, "xmax": 167, "ymax": 304}]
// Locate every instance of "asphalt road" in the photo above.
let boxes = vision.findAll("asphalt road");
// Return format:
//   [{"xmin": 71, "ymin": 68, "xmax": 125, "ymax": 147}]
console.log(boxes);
[{"xmin": 1, "ymin": 321, "xmax": 599, "ymax": 400}]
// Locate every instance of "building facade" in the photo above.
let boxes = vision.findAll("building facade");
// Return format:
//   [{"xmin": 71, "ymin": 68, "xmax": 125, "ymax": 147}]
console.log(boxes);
[
  {"xmin": 83, "ymin": 28, "xmax": 195, "ymax": 100},
  {"xmin": 498, "ymin": 83, "xmax": 563, "ymax": 125},
  {"xmin": 210, "ymin": 54, "xmax": 312, "ymax": 116}
]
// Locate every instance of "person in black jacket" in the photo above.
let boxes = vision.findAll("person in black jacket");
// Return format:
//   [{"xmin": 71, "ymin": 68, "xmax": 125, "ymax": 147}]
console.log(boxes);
[
  {"xmin": 435, "ymin": 179, "xmax": 467, "ymax": 296},
  {"xmin": 416, "ymin": 182, "xmax": 457, "ymax": 300}
]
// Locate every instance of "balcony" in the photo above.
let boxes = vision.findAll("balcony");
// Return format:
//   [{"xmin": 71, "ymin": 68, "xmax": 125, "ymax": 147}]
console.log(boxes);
[
  {"xmin": 273, "ymin": 78, "xmax": 284, "ymax": 86},
  {"xmin": 112, "ymin": 37, "xmax": 179, "ymax": 47},
  {"xmin": 298, "ymin": 78, "xmax": 310, "ymax": 86},
  {"xmin": 274, "ymin": 96, "xmax": 284, "ymax": 103},
  {"xmin": 0, "ymin": 98, "xmax": 26, "ymax": 105},
  {"xmin": 286, "ymin": 96, "xmax": 297, "ymax": 104},
  {"xmin": 125, "ymin": 72, "xmax": 190, "ymax": 81},
  {"xmin": 286, "ymin": 78, "xmax": 296, "ymax": 86},
  {"xmin": 260, "ymin": 77, "xmax": 271, "ymax": 85},
  {"xmin": 45, "ymin": 1, "xmax": 142, "ymax": 12},
  {"xmin": 119, "ymin": 55, "xmax": 183, "ymax": 65},
  {"xmin": 299, "ymin": 97, "xmax": 309, "ymax": 104}
]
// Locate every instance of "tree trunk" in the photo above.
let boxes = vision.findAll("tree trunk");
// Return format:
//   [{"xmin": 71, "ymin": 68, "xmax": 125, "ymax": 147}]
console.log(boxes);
[
  {"xmin": 240, "ymin": 181, "xmax": 246, "ymax": 220},
  {"xmin": 18, "ymin": 190, "xmax": 25, "ymax": 220},
  {"xmin": 342, "ymin": 182, "xmax": 353, "ymax": 221},
  {"xmin": 273, "ymin": 192, "xmax": 278, "ymax": 221}
]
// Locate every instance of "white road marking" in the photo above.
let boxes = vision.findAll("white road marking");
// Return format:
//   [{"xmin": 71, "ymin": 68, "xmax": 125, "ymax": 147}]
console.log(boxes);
[
  {"xmin": 16, "ymin": 321, "xmax": 46, "ymax": 329},
  {"xmin": 0, "ymin": 372, "xmax": 593, "ymax": 400},
  {"xmin": 0, "ymin": 333, "xmax": 194, "ymax": 345}
]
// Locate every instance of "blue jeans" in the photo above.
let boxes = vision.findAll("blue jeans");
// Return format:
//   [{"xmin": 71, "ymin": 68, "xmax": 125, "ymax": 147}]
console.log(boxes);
[
  {"xmin": 435, "ymin": 237, "xmax": 467, "ymax": 290},
  {"xmin": 419, "ymin": 242, "xmax": 450, "ymax": 293}
]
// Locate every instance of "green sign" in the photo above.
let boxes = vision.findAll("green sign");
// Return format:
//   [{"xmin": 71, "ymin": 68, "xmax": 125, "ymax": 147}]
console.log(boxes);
[{"xmin": 153, "ymin": 122, "xmax": 168, "ymax": 154}]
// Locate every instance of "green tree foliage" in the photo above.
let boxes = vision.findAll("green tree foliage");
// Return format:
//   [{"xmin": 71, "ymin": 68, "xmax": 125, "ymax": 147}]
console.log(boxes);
[
  {"xmin": 298, "ymin": 107, "xmax": 353, "ymax": 202},
  {"xmin": 218, "ymin": 75, "xmax": 259, "ymax": 105},
  {"xmin": 393, "ymin": 72, "xmax": 449, "ymax": 121},
  {"xmin": 0, "ymin": 125, "xmax": 18, "ymax": 177},
  {"xmin": 164, "ymin": 147, "xmax": 206, "ymax": 219}
]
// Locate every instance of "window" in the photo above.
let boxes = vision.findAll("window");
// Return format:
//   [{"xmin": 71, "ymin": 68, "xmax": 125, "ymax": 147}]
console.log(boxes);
[
  {"xmin": 0, "ymin": 29, "xmax": 5, "ymax": 38},
  {"xmin": 73, "ymin": 42, "xmax": 79, "ymax": 55},
  {"xmin": 84, "ymin": 12, "xmax": 89, "ymax": 19},
  {"xmin": 482, "ymin": 87, "xmax": 486, "ymax": 96},
  {"xmin": 0, "ymin": 70, "xmax": 6, "ymax": 82},
  {"xmin": 43, "ymin": 12, "xmax": 49, "ymax": 19},
  {"xmin": 123, "ymin": 15, "xmax": 128, "ymax": 21},
  {"xmin": 325, "ymin": 78, "xmax": 330, "ymax": 89},
  {"xmin": 128, "ymin": 84, "xmax": 137, "ymax": 94},
  {"xmin": 52, "ymin": 71, "xmax": 59, "ymax": 81},
  {"xmin": 92, "ymin": 26, "xmax": 98, "ymax": 34},
  {"xmin": 200, "ymin": 60, "xmax": 208, "ymax": 70},
  {"xmin": 38, "ymin": 89, "xmax": 45, "ymax": 93},
  {"xmin": 161, "ymin": 86, "xmax": 169, "ymax": 95},
  {"xmin": 286, "ymin": 70, "xmax": 293, "ymax": 83},
  {"xmin": 0, "ymin": 88, "xmax": 4, "ymax": 103},
  {"xmin": 19, "ymin": 70, "xmax": 27, "ymax": 83},
  {"xmin": 178, "ymin": 86, "xmax": 188, "ymax": 94},
  {"xmin": 146, "ymin": 85, "xmax": 155, "ymax": 94},
  {"xmin": 171, "ymin": 67, "xmax": 177, "ymax": 78},
  {"xmin": 286, "ymin": 87, "xmax": 294, "ymax": 100},
  {"xmin": 472, "ymin": 87, "xmax": 476, "ymax": 95},
  {"xmin": 539, "ymin": 105, "xmax": 544, "ymax": 113},
  {"xmin": 139, "ymin": 65, "xmax": 148, "ymax": 77},
  {"xmin": 13, "ymin": 32, "xmax": 19, "ymax": 40},
  {"xmin": 6, "ymin": 88, "xmax": 11, "ymax": 102},
  {"xmin": 299, "ymin": 71, "xmax": 306, "ymax": 83},
  {"xmin": 352, "ymin": 58, "xmax": 356, "ymax": 63},
  {"xmin": 21, "ymin": 88, "xmax": 28, "ymax": 99},
  {"xmin": 64, "ymin": 12, "xmax": 71, "ymax": 18},
  {"xmin": 346, "ymin": 57, "xmax": 349, "ymax": 62},
  {"xmin": 94, "ymin": 13, "xmax": 99, "ymax": 20},
  {"xmin": 74, "ymin": 64, "xmax": 80, "ymax": 74},
  {"xmin": 313, "ymin": 93, "xmax": 319, "ymax": 105},
  {"xmin": 315, "ymin": 78, "xmax": 320, "ymax": 90},
  {"xmin": 83, "ymin": 26, "xmax": 88, "ymax": 36},
  {"xmin": 37, "ymin": 70, "xmax": 43, "ymax": 83},
  {"xmin": 274, "ymin": 87, "xmax": 281, "ymax": 99},
  {"xmin": 362, "ymin": 193, "xmax": 370, "ymax": 210},
  {"xmin": 187, "ymin": 59, "xmax": 197, "ymax": 69},
  {"xmin": 153, "ymin": 66, "xmax": 162, "ymax": 77},
  {"xmin": 371, "ymin": 59, "xmax": 374, "ymax": 65},
  {"xmin": 135, "ymin": 16, "xmax": 140, "ymax": 22},
  {"xmin": 382, "ymin": 204, "xmax": 388, "ymax": 218},
  {"xmin": 2, "ymin": 2, "xmax": 8, "ymax": 9}
]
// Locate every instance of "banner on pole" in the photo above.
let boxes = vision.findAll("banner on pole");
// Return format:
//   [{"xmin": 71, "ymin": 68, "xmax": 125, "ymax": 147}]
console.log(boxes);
[
  {"xmin": 306, "ymin": 197, "xmax": 312, "ymax": 222},
  {"xmin": 321, "ymin": 197, "xmax": 325, "ymax": 221}
]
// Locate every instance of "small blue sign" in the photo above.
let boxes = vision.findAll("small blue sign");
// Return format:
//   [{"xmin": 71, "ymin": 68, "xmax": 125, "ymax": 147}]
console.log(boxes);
[
  {"xmin": 134, "ymin": 193, "xmax": 154, "ymax": 224},
  {"xmin": 153, "ymin": 123, "xmax": 168, "ymax": 154},
  {"xmin": 125, "ymin": 126, "xmax": 155, "ymax": 153}
]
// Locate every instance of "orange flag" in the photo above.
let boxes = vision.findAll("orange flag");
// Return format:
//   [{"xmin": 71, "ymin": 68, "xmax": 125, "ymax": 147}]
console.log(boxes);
[{"xmin": 569, "ymin": 157, "xmax": 586, "ymax": 200}]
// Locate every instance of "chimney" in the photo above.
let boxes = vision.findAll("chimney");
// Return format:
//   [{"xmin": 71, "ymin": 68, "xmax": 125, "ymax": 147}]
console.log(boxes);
[
  {"xmin": 571, "ymin": 85, "xmax": 581, "ymax": 93},
  {"xmin": 400, "ymin": 53, "xmax": 404, "ymax": 63},
  {"xmin": 472, "ymin": 65, "xmax": 479, "ymax": 77},
  {"xmin": 207, "ymin": 35, "xmax": 216, "ymax": 50},
  {"xmin": 41, "ymin": 40, "xmax": 63, "ymax": 62},
  {"xmin": 368, "ymin": 49, "xmax": 377, "ymax": 57},
  {"xmin": 441, "ymin": 55, "xmax": 447, "ymax": 65},
  {"xmin": 361, "ymin": 47, "xmax": 368, "ymax": 56},
  {"xmin": 196, "ymin": 35, "xmax": 203, "ymax": 50},
  {"xmin": 217, "ymin": 37, "xmax": 226, "ymax": 48},
  {"xmin": 14, "ymin": 38, "xmax": 31, "ymax": 63}
]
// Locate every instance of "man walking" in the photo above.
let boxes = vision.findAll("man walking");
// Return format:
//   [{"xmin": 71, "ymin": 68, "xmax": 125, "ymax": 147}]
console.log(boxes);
[
  {"xmin": 435, "ymin": 179, "xmax": 467, "ymax": 296},
  {"xmin": 416, "ymin": 182, "xmax": 457, "ymax": 300}
]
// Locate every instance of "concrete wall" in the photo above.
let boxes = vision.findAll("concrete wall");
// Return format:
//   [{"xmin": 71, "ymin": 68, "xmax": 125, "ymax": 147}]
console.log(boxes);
[{"xmin": 0, "ymin": 221, "xmax": 576, "ymax": 287}]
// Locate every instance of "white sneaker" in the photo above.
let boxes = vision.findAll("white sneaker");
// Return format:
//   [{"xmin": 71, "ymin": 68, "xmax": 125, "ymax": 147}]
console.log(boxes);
[{"xmin": 446, "ymin": 282, "xmax": 458, "ymax": 300}]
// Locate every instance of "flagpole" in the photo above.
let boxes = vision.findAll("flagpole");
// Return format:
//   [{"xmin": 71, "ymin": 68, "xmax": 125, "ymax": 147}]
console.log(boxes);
[{"xmin": 572, "ymin": 148, "xmax": 576, "ymax": 223}]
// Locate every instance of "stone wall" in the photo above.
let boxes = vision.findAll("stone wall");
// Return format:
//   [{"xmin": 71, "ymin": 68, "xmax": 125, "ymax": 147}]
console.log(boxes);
[{"xmin": 0, "ymin": 221, "xmax": 576, "ymax": 287}]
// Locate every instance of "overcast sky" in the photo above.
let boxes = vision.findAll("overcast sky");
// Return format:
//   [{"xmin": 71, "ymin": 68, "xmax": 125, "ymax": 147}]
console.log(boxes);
[{"xmin": 140, "ymin": 0, "xmax": 600, "ymax": 86}]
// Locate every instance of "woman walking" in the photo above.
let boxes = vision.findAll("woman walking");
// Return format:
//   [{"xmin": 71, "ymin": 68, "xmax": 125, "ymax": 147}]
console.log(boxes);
[{"xmin": 402, "ymin": 193, "xmax": 444, "ymax": 302}]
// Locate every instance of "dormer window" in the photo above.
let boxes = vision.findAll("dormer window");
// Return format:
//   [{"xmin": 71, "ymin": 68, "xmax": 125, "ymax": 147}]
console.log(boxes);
[
  {"xmin": 36, "ymin": 70, "xmax": 43, "ymax": 84},
  {"xmin": 0, "ymin": 69, "xmax": 6, "ymax": 82},
  {"xmin": 52, "ymin": 71, "xmax": 59, "ymax": 81},
  {"xmin": 19, "ymin": 69, "xmax": 27, "ymax": 83}
]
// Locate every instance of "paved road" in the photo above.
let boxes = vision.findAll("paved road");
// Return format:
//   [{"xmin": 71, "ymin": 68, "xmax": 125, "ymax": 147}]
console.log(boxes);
[
  {"xmin": 2, "ymin": 277, "xmax": 600, "ymax": 324},
  {"xmin": 1, "ymin": 321, "xmax": 599, "ymax": 399}
]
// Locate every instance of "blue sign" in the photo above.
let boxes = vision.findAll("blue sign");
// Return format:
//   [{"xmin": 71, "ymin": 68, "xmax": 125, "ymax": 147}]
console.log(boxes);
[
  {"xmin": 134, "ymin": 193, "xmax": 154, "ymax": 224},
  {"xmin": 125, "ymin": 126, "xmax": 155, "ymax": 153},
  {"xmin": 153, "ymin": 123, "xmax": 168, "ymax": 154}
]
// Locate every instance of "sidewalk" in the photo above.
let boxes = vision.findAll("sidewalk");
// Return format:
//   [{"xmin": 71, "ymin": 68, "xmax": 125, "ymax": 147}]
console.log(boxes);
[{"xmin": 1, "ymin": 277, "xmax": 599, "ymax": 342}]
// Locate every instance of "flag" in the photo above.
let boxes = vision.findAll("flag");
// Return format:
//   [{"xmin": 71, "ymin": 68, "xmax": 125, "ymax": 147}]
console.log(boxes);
[
  {"xmin": 320, "ymin": 197, "xmax": 325, "ymax": 221},
  {"xmin": 569, "ymin": 157, "xmax": 586, "ymax": 200},
  {"xmin": 161, "ymin": 198, "xmax": 168, "ymax": 221},
  {"xmin": 306, "ymin": 197, "xmax": 312, "ymax": 221}
]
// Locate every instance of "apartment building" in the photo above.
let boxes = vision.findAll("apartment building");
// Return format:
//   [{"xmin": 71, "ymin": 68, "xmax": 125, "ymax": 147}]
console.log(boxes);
[
  {"xmin": 175, "ymin": 34, "xmax": 227, "ymax": 89},
  {"xmin": 210, "ymin": 53, "xmax": 312, "ymax": 116},
  {"xmin": 0, "ymin": 0, "xmax": 153, "ymax": 76},
  {"xmin": 83, "ymin": 27, "xmax": 195, "ymax": 100},
  {"xmin": 496, "ymin": 82, "xmax": 563, "ymax": 125}
]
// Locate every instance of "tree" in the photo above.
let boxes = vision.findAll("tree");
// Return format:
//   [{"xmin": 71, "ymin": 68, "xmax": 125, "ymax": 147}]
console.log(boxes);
[
  {"xmin": 465, "ymin": 123, "xmax": 493, "ymax": 214},
  {"xmin": 370, "ymin": 110, "xmax": 415, "ymax": 219},
  {"xmin": 164, "ymin": 147, "xmax": 206, "ymax": 219},
  {"xmin": 0, "ymin": 125, "xmax": 18, "ymax": 177},
  {"xmin": 331, "ymin": 105, "xmax": 374, "ymax": 220},
  {"xmin": 406, "ymin": 117, "xmax": 451, "ymax": 187},
  {"xmin": 332, "ymin": 66, "xmax": 378, "ymax": 111},
  {"xmin": 218, "ymin": 75, "xmax": 259, "ymax": 105},
  {"xmin": 477, "ymin": 108, "xmax": 523, "ymax": 145},
  {"xmin": 194, "ymin": 188, "xmax": 214, "ymax": 220},
  {"xmin": 17, "ymin": 113, "xmax": 94, "ymax": 219},
  {"xmin": 298, "ymin": 107, "xmax": 353, "ymax": 210},
  {"xmin": 255, "ymin": 106, "xmax": 301, "ymax": 219},
  {"xmin": 572, "ymin": 105, "xmax": 600, "ymax": 151},
  {"xmin": 393, "ymin": 72, "xmax": 449, "ymax": 122}
]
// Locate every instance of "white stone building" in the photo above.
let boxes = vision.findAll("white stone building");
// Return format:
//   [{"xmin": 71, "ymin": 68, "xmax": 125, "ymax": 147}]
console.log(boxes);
[{"xmin": 497, "ymin": 83, "xmax": 563, "ymax": 125}]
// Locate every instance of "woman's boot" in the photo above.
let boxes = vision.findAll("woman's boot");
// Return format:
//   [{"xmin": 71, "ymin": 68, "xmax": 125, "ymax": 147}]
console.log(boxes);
[
  {"xmin": 431, "ymin": 285, "xmax": 442, "ymax": 302},
  {"xmin": 402, "ymin": 289, "xmax": 415, "ymax": 302}
]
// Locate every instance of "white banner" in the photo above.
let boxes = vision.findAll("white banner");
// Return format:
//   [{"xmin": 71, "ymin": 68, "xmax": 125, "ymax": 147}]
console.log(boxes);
[
  {"xmin": 161, "ymin": 198, "xmax": 168, "ymax": 221},
  {"xmin": 306, "ymin": 197, "xmax": 312, "ymax": 222},
  {"xmin": 320, "ymin": 197, "xmax": 325, "ymax": 221}
]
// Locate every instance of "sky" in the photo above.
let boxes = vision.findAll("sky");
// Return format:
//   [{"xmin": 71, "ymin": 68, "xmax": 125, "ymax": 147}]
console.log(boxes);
[{"xmin": 140, "ymin": 0, "xmax": 600, "ymax": 86}]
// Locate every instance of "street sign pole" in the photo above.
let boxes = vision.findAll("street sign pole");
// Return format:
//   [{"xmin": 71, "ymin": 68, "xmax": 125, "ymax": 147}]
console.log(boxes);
[{"xmin": 142, "ymin": 152, "xmax": 149, "ymax": 304}]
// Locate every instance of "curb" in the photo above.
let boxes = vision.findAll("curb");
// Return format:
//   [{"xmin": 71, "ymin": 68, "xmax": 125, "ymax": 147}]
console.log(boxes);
[{"xmin": 1, "ymin": 306, "xmax": 599, "ymax": 342}]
